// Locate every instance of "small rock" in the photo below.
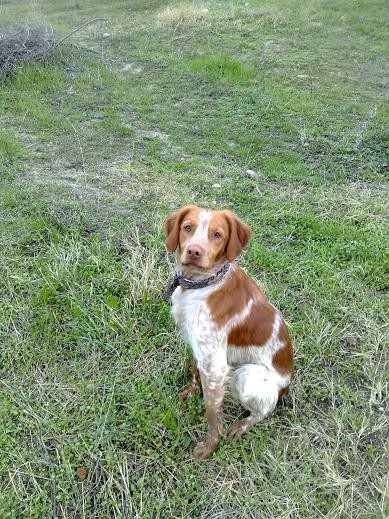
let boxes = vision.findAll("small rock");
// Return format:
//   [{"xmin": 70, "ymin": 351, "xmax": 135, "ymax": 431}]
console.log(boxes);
[
  {"xmin": 212, "ymin": 183, "xmax": 221, "ymax": 188},
  {"xmin": 103, "ymin": 33, "xmax": 110, "ymax": 38},
  {"xmin": 245, "ymin": 169, "xmax": 256, "ymax": 177},
  {"xmin": 121, "ymin": 63, "xmax": 142, "ymax": 74}
]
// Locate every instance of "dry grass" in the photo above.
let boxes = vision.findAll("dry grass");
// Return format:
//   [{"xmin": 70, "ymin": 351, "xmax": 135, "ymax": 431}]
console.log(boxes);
[
  {"xmin": 0, "ymin": 0, "xmax": 388, "ymax": 517},
  {"xmin": 157, "ymin": 3, "xmax": 210, "ymax": 27}
]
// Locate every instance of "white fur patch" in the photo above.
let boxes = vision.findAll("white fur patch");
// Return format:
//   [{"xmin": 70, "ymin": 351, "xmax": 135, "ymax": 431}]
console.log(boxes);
[
  {"xmin": 231, "ymin": 363, "xmax": 285, "ymax": 418},
  {"xmin": 185, "ymin": 210, "xmax": 212, "ymax": 255},
  {"xmin": 171, "ymin": 282, "xmax": 228, "ymax": 383}
]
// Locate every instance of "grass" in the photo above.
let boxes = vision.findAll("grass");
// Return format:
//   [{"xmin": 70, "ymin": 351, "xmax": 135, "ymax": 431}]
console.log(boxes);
[
  {"xmin": 186, "ymin": 53, "xmax": 257, "ymax": 82},
  {"xmin": 0, "ymin": 0, "xmax": 388, "ymax": 517}
]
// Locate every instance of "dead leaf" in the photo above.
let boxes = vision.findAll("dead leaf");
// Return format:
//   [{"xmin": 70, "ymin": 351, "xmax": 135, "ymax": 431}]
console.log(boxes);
[
  {"xmin": 76, "ymin": 467, "xmax": 88, "ymax": 482},
  {"xmin": 345, "ymin": 336, "xmax": 357, "ymax": 347}
]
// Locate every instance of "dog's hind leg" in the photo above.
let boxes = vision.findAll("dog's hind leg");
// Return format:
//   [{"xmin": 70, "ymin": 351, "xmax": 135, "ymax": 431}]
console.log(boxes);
[
  {"xmin": 180, "ymin": 359, "xmax": 202, "ymax": 402},
  {"xmin": 227, "ymin": 364, "xmax": 289, "ymax": 439}
]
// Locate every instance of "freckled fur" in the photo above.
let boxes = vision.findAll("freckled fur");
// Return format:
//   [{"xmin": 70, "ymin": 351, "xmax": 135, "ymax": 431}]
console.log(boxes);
[{"xmin": 165, "ymin": 205, "xmax": 294, "ymax": 458}]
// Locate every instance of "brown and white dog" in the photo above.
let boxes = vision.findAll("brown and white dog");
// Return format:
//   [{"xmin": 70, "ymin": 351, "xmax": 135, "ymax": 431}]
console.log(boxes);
[{"xmin": 164, "ymin": 205, "xmax": 293, "ymax": 459}]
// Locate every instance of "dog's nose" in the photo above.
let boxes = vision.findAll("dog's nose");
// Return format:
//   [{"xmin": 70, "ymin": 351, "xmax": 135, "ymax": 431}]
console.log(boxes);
[{"xmin": 187, "ymin": 245, "xmax": 204, "ymax": 258}]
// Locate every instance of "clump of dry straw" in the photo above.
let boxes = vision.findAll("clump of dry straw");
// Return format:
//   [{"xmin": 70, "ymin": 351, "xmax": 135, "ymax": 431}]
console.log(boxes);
[
  {"xmin": 0, "ymin": 24, "xmax": 56, "ymax": 77},
  {"xmin": 0, "ymin": 19, "xmax": 107, "ymax": 77}
]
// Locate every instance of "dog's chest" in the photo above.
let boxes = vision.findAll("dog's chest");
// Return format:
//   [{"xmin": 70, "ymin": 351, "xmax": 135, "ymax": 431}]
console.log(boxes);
[{"xmin": 171, "ymin": 286, "xmax": 221, "ymax": 350}]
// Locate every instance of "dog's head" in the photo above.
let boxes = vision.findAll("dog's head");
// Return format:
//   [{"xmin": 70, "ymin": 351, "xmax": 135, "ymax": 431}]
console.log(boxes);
[{"xmin": 164, "ymin": 205, "xmax": 252, "ymax": 272}]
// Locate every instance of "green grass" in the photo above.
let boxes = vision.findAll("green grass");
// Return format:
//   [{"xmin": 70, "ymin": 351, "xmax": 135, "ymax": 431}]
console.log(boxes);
[
  {"xmin": 0, "ymin": 130, "xmax": 27, "ymax": 169},
  {"xmin": 186, "ymin": 53, "xmax": 257, "ymax": 82},
  {"xmin": 0, "ymin": 0, "xmax": 388, "ymax": 517}
]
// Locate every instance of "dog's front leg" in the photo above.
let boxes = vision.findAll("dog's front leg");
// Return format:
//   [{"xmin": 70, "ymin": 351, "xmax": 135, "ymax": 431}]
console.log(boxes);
[{"xmin": 193, "ymin": 353, "xmax": 228, "ymax": 460}]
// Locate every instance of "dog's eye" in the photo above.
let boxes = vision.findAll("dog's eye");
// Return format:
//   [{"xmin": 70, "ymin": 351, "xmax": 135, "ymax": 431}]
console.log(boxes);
[
  {"xmin": 214, "ymin": 232, "xmax": 221, "ymax": 238},
  {"xmin": 184, "ymin": 225, "xmax": 192, "ymax": 232}
]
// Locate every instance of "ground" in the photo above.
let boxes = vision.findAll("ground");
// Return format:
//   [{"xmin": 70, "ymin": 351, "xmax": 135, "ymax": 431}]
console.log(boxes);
[{"xmin": 0, "ymin": 1, "xmax": 388, "ymax": 518}]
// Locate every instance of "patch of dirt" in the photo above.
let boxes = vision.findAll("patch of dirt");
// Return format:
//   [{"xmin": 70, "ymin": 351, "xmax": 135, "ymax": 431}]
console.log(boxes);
[{"xmin": 136, "ymin": 129, "xmax": 168, "ymax": 140}]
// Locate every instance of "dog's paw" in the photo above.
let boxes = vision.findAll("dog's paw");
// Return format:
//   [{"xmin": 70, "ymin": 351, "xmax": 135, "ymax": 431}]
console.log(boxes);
[
  {"xmin": 180, "ymin": 388, "xmax": 195, "ymax": 403},
  {"xmin": 193, "ymin": 441, "xmax": 216, "ymax": 460},
  {"xmin": 227, "ymin": 419, "xmax": 250, "ymax": 440}
]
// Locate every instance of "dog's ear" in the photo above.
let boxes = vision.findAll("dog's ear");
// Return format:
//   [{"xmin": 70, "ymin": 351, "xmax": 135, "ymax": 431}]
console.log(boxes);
[
  {"xmin": 224, "ymin": 211, "xmax": 252, "ymax": 261},
  {"xmin": 164, "ymin": 205, "xmax": 197, "ymax": 253}
]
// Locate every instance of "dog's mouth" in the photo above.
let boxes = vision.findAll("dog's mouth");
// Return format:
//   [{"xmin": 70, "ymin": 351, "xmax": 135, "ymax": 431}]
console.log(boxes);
[
  {"xmin": 182, "ymin": 258, "xmax": 203, "ymax": 267},
  {"xmin": 180, "ymin": 256, "xmax": 211, "ymax": 273}
]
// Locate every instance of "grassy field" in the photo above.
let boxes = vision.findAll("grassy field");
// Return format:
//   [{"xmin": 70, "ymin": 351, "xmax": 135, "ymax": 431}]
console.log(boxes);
[{"xmin": 0, "ymin": 0, "xmax": 388, "ymax": 517}]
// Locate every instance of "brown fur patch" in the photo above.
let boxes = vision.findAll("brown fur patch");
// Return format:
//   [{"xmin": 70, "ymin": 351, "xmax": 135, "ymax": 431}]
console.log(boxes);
[
  {"xmin": 208, "ymin": 266, "xmax": 257, "ymax": 327},
  {"xmin": 272, "ymin": 320, "xmax": 294, "ymax": 376},
  {"xmin": 222, "ymin": 210, "xmax": 252, "ymax": 261},
  {"xmin": 164, "ymin": 205, "xmax": 198, "ymax": 252},
  {"xmin": 227, "ymin": 299, "xmax": 275, "ymax": 347},
  {"xmin": 278, "ymin": 386, "xmax": 289, "ymax": 398},
  {"xmin": 208, "ymin": 265, "xmax": 275, "ymax": 346}
]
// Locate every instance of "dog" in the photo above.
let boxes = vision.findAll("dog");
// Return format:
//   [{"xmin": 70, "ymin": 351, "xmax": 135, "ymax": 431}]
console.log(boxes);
[{"xmin": 164, "ymin": 205, "xmax": 293, "ymax": 459}]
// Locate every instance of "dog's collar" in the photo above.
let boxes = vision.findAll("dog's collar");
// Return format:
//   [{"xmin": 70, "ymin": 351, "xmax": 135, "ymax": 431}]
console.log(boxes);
[{"xmin": 163, "ymin": 262, "xmax": 231, "ymax": 301}]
